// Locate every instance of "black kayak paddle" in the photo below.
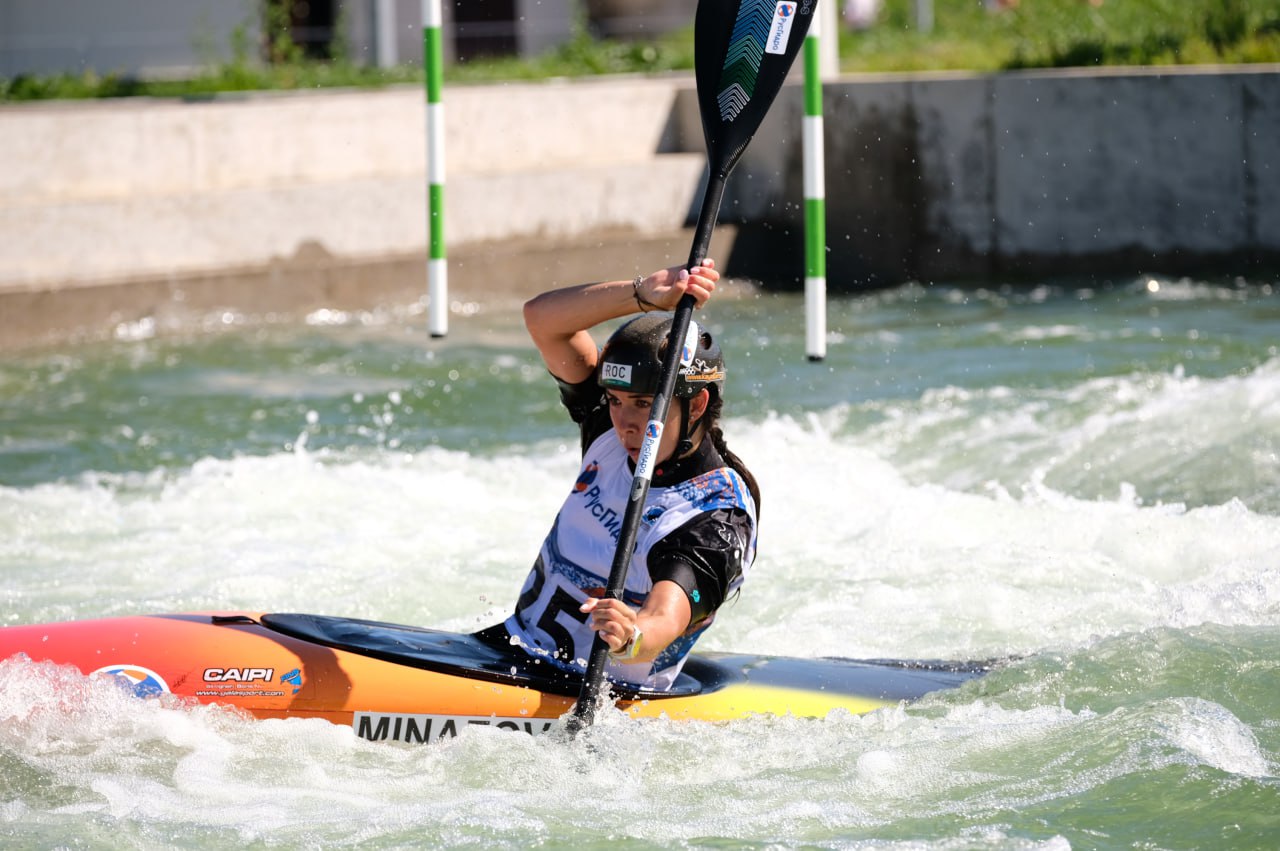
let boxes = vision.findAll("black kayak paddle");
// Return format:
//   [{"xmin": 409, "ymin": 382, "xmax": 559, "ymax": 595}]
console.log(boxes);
[{"xmin": 568, "ymin": 0, "xmax": 817, "ymax": 735}]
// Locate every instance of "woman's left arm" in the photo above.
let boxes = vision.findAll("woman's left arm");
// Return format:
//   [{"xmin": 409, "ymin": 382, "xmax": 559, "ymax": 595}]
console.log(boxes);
[{"xmin": 579, "ymin": 581, "xmax": 691, "ymax": 664}]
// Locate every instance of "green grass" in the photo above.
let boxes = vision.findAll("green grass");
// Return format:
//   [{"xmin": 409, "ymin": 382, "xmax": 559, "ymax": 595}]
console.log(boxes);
[
  {"xmin": 0, "ymin": 62, "xmax": 419, "ymax": 102},
  {"xmin": 842, "ymin": 0, "xmax": 1280, "ymax": 72},
  {"xmin": 2, "ymin": 0, "xmax": 1278, "ymax": 102},
  {"xmin": 447, "ymin": 24, "xmax": 697, "ymax": 82}
]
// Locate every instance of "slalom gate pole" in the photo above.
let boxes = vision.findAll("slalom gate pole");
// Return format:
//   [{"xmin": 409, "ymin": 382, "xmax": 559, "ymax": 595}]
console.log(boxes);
[
  {"xmin": 803, "ymin": 6, "xmax": 827, "ymax": 362},
  {"xmin": 423, "ymin": 0, "xmax": 447, "ymax": 338}
]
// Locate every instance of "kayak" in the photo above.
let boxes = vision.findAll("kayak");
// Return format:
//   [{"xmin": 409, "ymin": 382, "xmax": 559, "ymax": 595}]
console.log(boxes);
[{"xmin": 0, "ymin": 612, "xmax": 988, "ymax": 742}]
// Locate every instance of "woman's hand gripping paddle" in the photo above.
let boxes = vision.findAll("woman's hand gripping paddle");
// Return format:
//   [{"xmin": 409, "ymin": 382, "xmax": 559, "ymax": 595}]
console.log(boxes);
[{"xmin": 568, "ymin": 0, "xmax": 817, "ymax": 735}]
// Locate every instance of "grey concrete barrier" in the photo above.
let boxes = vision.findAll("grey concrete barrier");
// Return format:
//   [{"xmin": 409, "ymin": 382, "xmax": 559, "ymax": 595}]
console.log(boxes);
[
  {"xmin": 720, "ymin": 65, "xmax": 1280, "ymax": 288},
  {"xmin": 0, "ymin": 78, "xmax": 704, "ymax": 293},
  {"xmin": 2, "ymin": 66, "xmax": 1277, "ymax": 350}
]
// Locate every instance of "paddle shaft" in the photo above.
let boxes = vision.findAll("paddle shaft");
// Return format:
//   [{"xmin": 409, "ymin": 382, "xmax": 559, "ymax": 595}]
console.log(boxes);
[
  {"xmin": 566, "ymin": 0, "xmax": 816, "ymax": 734},
  {"xmin": 567, "ymin": 177, "xmax": 727, "ymax": 732}
]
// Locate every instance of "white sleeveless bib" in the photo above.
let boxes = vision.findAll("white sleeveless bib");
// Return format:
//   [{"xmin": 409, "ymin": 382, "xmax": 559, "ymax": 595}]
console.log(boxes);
[{"xmin": 505, "ymin": 429, "xmax": 756, "ymax": 689}]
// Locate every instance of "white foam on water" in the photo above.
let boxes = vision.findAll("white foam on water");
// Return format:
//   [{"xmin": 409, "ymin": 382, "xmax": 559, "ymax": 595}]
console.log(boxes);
[
  {"xmin": 3, "ymin": 339, "xmax": 1278, "ymax": 846},
  {"xmin": 714, "ymin": 411, "xmax": 1280, "ymax": 661},
  {"xmin": 854, "ymin": 357, "xmax": 1280, "ymax": 512},
  {"xmin": 0, "ymin": 444, "xmax": 573, "ymax": 628},
  {"xmin": 0, "ymin": 617, "xmax": 1270, "ymax": 847},
  {"xmin": 4, "ymin": 399, "xmax": 1278, "ymax": 660},
  {"xmin": 1154, "ymin": 697, "xmax": 1274, "ymax": 778}
]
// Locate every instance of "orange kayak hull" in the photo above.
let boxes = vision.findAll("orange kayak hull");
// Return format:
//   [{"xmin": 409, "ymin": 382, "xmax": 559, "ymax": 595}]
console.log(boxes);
[{"xmin": 1, "ymin": 612, "xmax": 986, "ymax": 742}]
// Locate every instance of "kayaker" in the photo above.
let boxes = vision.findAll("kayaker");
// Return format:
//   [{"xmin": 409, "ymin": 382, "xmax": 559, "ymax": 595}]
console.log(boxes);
[{"xmin": 484, "ymin": 259, "xmax": 760, "ymax": 691}]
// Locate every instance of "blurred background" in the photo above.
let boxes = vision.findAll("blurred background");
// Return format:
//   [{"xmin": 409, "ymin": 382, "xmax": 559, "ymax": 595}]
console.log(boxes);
[
  {"xmin": 2, "ymin": 0, "xmax": 1278, "ymax": 348},
  {"xmin": 3, "ymin": 0, "xmax": 1277, "ymax": 84}
]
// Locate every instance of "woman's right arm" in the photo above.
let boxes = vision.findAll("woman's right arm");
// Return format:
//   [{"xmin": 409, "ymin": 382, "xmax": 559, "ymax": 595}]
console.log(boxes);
[{"xmin": 522, "ymin": 261, "xmax": 720, "ymax": 383}]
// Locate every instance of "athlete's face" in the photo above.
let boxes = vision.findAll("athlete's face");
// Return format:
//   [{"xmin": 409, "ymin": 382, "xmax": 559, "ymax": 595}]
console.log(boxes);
[{"xmin": 605, "ymin": 389, "xmax": 708, "ymax": 465}]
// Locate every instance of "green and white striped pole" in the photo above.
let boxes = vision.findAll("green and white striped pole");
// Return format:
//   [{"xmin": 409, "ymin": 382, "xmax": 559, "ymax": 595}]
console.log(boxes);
[
  {"xmin": 803, "ymin": 5, "xmax": 826, "ymax": 362},
  {"xmin": 423, "ymin": 0, "xmax": 447, "ymax": 337}
]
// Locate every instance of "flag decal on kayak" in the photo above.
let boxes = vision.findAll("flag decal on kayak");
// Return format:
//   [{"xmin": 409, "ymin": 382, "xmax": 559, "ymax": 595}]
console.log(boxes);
[{"xmin": 92, "ymin": 664, "xmax": 170, "ymax": 697}]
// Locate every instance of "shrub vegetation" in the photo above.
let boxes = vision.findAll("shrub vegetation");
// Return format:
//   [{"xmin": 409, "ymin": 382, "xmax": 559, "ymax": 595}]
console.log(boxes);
[{"xmin": 2, "ymin": 0, "xmax": 1277, "ymax": 102}]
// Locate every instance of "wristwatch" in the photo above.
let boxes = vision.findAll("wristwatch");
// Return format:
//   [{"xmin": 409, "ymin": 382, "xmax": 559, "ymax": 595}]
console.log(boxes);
[{"xmin": 608, "ymin": 623, "xmax": 644, "ymax": 661}]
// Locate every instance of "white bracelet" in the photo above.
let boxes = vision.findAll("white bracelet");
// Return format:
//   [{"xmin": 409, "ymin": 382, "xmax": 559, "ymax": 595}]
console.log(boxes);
[{"xmin": 631, "ymin": 276, "xmax": 658, "ymax": 313}]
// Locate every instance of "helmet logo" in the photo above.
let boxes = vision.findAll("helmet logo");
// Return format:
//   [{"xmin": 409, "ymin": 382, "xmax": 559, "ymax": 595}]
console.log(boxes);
[
  {"xmin": 600, "ymin": 361, "xmax": 633, "ymax": 387},
  {"xmin": 597, "ymin": 316, "xmax": 722, "ymax": 398},
  {"xmin": 682, "ymin": 363, "xmax": 726, "ymax": 384}
]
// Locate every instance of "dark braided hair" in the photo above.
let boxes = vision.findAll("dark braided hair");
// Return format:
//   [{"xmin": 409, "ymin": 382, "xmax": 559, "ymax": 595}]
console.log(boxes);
[{"xmin": 701, "ymin": 389, "xmax": 761, "ymax": 516}]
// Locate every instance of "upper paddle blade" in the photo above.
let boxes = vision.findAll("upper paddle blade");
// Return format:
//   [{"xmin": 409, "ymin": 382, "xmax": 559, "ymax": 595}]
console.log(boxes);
[{"xmin": 694, "ymin": 0, "xmax": 817, "ymax": 178}]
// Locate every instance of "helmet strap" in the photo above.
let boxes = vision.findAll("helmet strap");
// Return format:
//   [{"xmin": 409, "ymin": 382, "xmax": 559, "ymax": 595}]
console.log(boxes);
[{"xmin": 676, "ymin": 396, "xmax": 703, "ymax": 457}]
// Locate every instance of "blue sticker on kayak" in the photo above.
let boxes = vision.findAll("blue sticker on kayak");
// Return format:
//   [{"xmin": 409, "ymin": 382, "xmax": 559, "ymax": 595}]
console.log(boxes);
[{"xmin": 280, "ymin": 667, "xmax": 304, "ymax": 694}]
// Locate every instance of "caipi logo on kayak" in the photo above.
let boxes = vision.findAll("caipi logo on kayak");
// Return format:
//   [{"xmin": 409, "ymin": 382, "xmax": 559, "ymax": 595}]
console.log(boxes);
[
  {"xmin": 194, "ymin": 666, "xmax": 305, "ymax": 697},
  {"xmin": 766, "ymin": 2, "xmax": 798, "ymax": 55},
  {"xmin": 354, "ymin": 712, "xmax": 556, "ymax": 743},
  {"xmin": 204, "ymin": 666, "xmax": 273, "ymax": 683}
]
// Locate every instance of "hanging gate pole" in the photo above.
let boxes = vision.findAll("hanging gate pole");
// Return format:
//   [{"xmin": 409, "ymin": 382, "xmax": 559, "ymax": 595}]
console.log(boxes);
[
  {"xmin": 423, "ymin": 0, "xmax": 448, "ymax": 337},
  {"xmin": 803, "ymin": 6, "xmax": 827, "ymax": 362}
]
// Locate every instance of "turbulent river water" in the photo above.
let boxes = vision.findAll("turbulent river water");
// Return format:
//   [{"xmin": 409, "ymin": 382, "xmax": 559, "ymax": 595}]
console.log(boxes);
[{"xmin": 1, "ymin": 277, "xmax": 1278, "ymax": 849}]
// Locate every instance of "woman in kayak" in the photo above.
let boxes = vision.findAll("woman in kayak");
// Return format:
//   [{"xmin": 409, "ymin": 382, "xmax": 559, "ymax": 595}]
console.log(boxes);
[{"xmin": 490, "ymin": 259, "xmax": 759, "ymax": 691}]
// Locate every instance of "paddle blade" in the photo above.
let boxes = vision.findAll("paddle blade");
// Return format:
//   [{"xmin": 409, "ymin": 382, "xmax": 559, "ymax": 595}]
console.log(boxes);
[{"xmin": 695, "ymin": 0, "xmax": 817, "ymax": 178}]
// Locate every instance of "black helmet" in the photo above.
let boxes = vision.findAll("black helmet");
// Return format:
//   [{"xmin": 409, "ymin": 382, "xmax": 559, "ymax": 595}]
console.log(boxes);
[{"xmin": 598, "ymin": 313, "xmax": 725, "ymax": 399}]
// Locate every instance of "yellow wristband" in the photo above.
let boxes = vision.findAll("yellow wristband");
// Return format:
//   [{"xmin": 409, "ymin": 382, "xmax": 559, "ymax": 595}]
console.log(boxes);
[{"xmin": 608, "ymin": 624, "xmax": 643, "ymax": 661}]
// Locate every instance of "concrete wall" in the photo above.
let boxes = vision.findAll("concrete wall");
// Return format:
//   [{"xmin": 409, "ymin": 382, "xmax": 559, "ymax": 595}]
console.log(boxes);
[
  {"xmin": 2, "ymin": 66, "xmax": 1279, "ymax": 349},
  {"xmin": 725, "ymin": 65, "xmax": 1280, "ymax": 288},
  {"xmin": 0, "ymin": 77, "xmax": 705, "ymax": 293}
]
